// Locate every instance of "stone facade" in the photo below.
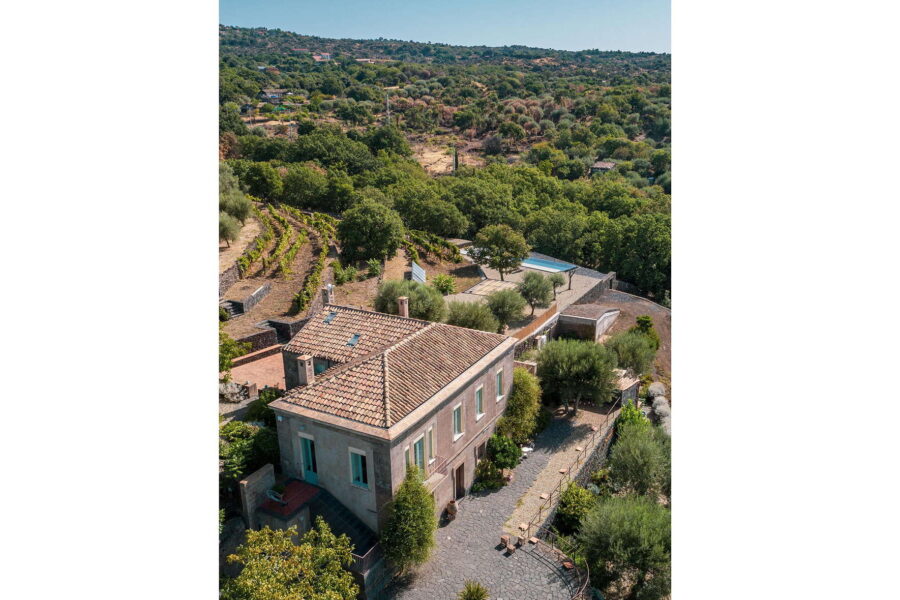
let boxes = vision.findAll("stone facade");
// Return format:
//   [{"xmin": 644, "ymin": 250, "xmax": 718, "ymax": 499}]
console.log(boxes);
[{"xmin": 219, "ymin": 262, "xmax": 241, "ymax": 299}]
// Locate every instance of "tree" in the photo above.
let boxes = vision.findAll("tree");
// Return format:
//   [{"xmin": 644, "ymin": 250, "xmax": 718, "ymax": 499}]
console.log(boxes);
[
  {"xmin": 578, "ymin": 495, "xmax": 670, "ymax": 600},
  {"xmin": 374, "ymin": 279, "xmax": 447, "ymax": 322},
  {"xmin": 219, "ymin": 323, "xmax": 251, "ymax": 377},
  {"xmin": 498, "ymin": 121, "xmax": 526, "ymax": 150},
  {"xmin": 548, "ymin": 272, "xmax": 566, "ymax": 299},
  {"xmin": 243, "ymin": 162, "xmax": 283, "ymax": 200},
  {"xmin": 281, "ymin": 164, "xmax": 328, "ymax": 209},
  {"xmin": 517, "ymin": 271, "xmax": 553, "ymax": 316},
  {"xmin": 365, "ymin": 125, "xmax": 412, "ymax": 156},
  {"xmin": 496, "ymin": 367, "xmax": 541, "ymax": 444},
  {"xmin": 485, "ymin": 289, "xmax": 526, "ymax": 332},
  {"xmin": 219, "ymin": 163, "xmax": 252, "ymax": 224},
  {"xmin": 608, "ymin": 422, "xmax": 670, "ymax": 499},
  {"xmin": 556, "ymin": 481, "xmax": 596, "ymax": 534},
  {"xmin": 337, "ymin": 200, "xmax": 406, "ymax": 262},
  {"xmin": 482, "ymin": 135, "xmax": 503, "ymax": 156},
  {"xmin": 381, "ymin": 465, "xmax": 437, "ymax": 574},
  {"xmin": 470, "ymin": 225, "xmax": 530, "ymax": 281},
  {"xmin": 487, "ymin": 433, "xmax": 520, "ymax": 470},
  {"xmin": 446, "ymin": 301, "xmax": 499, "ymax": 333},
  {"xmin": 606, "ymin": 330, "xmax": 656, "ymax": 376},
  {"xmin": 222, "ymin": 519, "xmax": 359, "ymax": 600},
  {"xmin": 219, "ymin": 211, "xmax": 241, "ymax": 247},
  {"xmin": 630, "ymin": 315, "xmax": 661, "ymax": 351},
  {"xmin": 536, "ymin": 339, "xmax": 617, "ymax": 413},
  {"xmin": 457, "ymin": 580, "xmax": 490, "ymax": 600}
]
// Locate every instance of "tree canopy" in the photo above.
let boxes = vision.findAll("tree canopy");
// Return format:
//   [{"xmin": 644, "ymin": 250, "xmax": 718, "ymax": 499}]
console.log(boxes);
[
  {"xmin": 337, "ymin": 199, "xmax": 406, "ymax": 262},
  {"xmin": 486, "ymin": 289, "xmax": 526, "ymax": 332},
  {"xmin": 381, "ymin": 465, "xmax": 437, "ymax": 574},
  {"xmin": 374, "ymin": 279, "xmax": 447, "ymax": 322},
  {"xmin": 445, "ymin": 301, "xmax": 500, "ymax": 333},
  {"xmin": 469, "ymin": 224, "xmax": 530, "ymax": 281},
  {"xmin": 536, "ymin": 339, "xmax": 617, "ymax": 412},
  {"xmin": 517, "ymin": 271, "xmax": 554, "ymax": 315}
]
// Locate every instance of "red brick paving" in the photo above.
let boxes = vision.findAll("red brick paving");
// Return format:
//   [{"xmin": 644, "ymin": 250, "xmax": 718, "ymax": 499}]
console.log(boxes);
[{"xmin": 229, "ymin": 351, "xmax": 285, "ymax": 390}]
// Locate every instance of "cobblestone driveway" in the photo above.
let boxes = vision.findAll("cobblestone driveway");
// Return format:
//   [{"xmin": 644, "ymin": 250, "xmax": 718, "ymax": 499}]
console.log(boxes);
[{"xmin": 388, "ymin": 417, "xmax": 581, "ymax": 600}]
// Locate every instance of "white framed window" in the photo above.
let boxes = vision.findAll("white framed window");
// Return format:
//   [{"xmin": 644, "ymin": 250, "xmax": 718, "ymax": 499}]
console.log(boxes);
[
  {"xmin": 496, "ymin": 369, "xmax": 504, "ymax": 401},
  {"xmin": 452, "ymin": 403, "xmax": 463, "ymax": 441},
  {"xmin": 349, "ymin": 448, "xmax": 369, "ymax": 490},
  {"xmin": 427, "ymin": 426, "xmax": 435, "ymax": 464},
  {"xmin": 475, "ymin": 385, "xmax": 485, "ymax": 421},
  {"xmin": 404, "ymin": 445, "xmax": 411, "ymax": 469},
  {"xmin": 413, "ymin": 435, "xmax": 425, "ymax": 471}
]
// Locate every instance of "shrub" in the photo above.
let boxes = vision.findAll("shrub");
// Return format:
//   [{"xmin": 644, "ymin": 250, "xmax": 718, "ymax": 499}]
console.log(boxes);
[
  {"xmin": 590, "ymin": 468, "xmax": 613, "ymax": 497},
  {"xmin": 381, "ymin": 466, "xmax": 437, "ymax": 574},
  {"xmin": 548, "ymin": 272, "xmax": 566, "ymax": 298},
  {"xmin": 219, "ymin": 306, "xmax": 230, "ymax": 322},
  {"xmin": 471, "ymin": 458, "xmax": 505, "ymax": 492},
  {"xmin": 487, "ymin": 434, "xmax": 520, "ymax": 470},
  {"xmin": 630, "ymin": 315, "xmax": 661, "ymax": 351},
  {"xmin": 366, "ymin": 258, "xmax": 383, "ymax": 278},
  {"xmin": 431, "ymin": 273, "xmax": 457, "ymax": 295},
  {"xmin": 495, "ymin": 367, "xmax": 541, "ymax": 445},
  {"xmin": 537, "ymin": 339, "xmax": 618, "ymax": 412},
  {"xmin": 608, "ymin": 422, "xmax": 669, "ymax": 498},
  {"xmin": 578, "ymin": 495, "xmax": 670, "ymax": 600},
  {"xmin": 445, "ymin": 301, "xmax": 500, "ymax": 333},
  {"xmin": 244, "ymin": 387, "xmax": 284, "ymax": 427},
  {"xmin": 333, "ymin": 261, "xmax": 359, "ymax": 285},
  {"xmin": 457, "ymin": 580, "xmax": 490, "ymax": 600},
  {"xmin": 486, "ymin": 289, "xmax": 526, "ymax": 332},
  {"xmin": 556, "ymin": 481, "xmax": 596, "ymax": 534},
  {"xmin": 219, "ymin": 421, "xmax": 280, "ymax": 484},
  {"xmin": 374, "ymin": 279, "xmax": 447, "ymax": 322},
  {"xmin": 517, "ymin": 271, "xmax": 553, "ymax": 316},
  {"xmin": 606, "ymin": 330, "xmax": 656, "ymax": 377},
  {"xmin": 618, "ymin": 399, "xmax": 651, "ymax": 431}
]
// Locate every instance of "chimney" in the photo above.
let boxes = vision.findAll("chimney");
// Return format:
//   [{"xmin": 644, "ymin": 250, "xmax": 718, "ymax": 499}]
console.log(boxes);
[
  {"xmin": 297, "ymin": 354, "xmax": 315, "ymax": 386},
  {"xmin": 397, "ymin": 296, "xmax": 409, "ymax": 318},
  {"xmin": 321, "ymin": 284, "xmax": 334, "ymax": 305}
]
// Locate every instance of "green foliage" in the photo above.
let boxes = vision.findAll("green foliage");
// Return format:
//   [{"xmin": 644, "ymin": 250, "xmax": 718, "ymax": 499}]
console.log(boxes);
[
  {"xmin": 291, "ymin": 215, "xmax": 333, "ymax": 314},
  {"xmin": 220, "ymin": 162, "xmax": 253, "ymax": 224},
  {"xmin": 219, "ymin": 421, "xmax": 280, "ymax": 484},
  {"xmin": 487, "ymin": 434, "xmax": 520, "ymax": 470},
  {"xmin": 446, "ymin": 301, "xmax": 499, "ymax": 333},
  {"xmin": 608, "ymin": 422, "xmax": 670, "ymax": 499},
  {"xmin": 337, "ymin": 199, "xmax": 406, "ymax": 262},
  {"xmin": 242, "ymin": 162, "xmax": 284, "ymax": 200},
  {"xmin": 471, "ymin": 458, "xmax": 505, "ymax": 493},
  {"xmin": 496, "ymin": 367, "xmax": 541, "ymax": 445},
  {"xmin": 536, "ymin": 339, "xmax": 618, "ymax": 411},
  {"xmin": 219, "ymin": 211, "xmax": 241, "ymax": 247},
  {"xmin": 470, "ymin": 224, "xmax": 531, "ymax": 281},
  {"xmin": 556, "ymin": 481, "xmax": 597, "ymax": 535},
  {"xmin": 630, "ymin": 315, "xmax": 661, "ymax": 351},
  {"xmin": 366, "ymin": 257, "xmax": 383, "ymax": 278},
  {"xmin": 517, "ymin": 271, "xmax": 554, "ymax": 316},
  {"xmin": 219, "ymin": 508, "xmax": 225, "ymax": 535},
  {"xmin": 430, "ymin": 273, "xmax": 457, "ymax": 295},
  {"xmin": 244, "ymin": 387, "xmax": 284, "ymax": 428},
  {"xmin": 219, "ymin": 323, "xmax": 251, "ymax": 377},
  {"xmin": 618, "ymin": 399, "xmax": 651, "ymax": 431},
  {"xmin": 457, "ymin": 580, "xmax": 490, "ymax": 600},
  {"xmin": 578, "ymin": 495, "xmax": 670, "ymax": 600},
  {"xmin": 219, "ymin": 306, "xmax": 230, "ymax": 322},
  {"xmin": 365, "ymin": 125, "xmax": 412, "ymax": 156},
  {"xmin": 486, "ymin": 289, "xmax": 527, "ymax": 332},
  {"xmin": 222, "ymin": 519, "xmax": 359, "ymax": 600},
  {"xmin": 374, "ymin": 279, "xmax": 448, "ymax": 322},
  {"xmin": 548, "ymin": 272, "xmax": 566, "ymax": 298},
  {"xmin": 382, "ymin": 465, "xmax": 437, "ymax": 574},
  {"xmin": 606, "ymin": 330, "xmax": 656, "ymax": 376},
  {"xmin": 332, "ymin": 261, "xmax": 359, "ymax": 285},
  {"xmin": 281, "ymin": 163, "xmax": 328, "ymax": 209}
]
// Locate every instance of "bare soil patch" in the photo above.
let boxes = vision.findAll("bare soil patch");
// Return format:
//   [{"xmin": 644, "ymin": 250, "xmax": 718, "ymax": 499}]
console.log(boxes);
[
  {"xmin": 410, "ymin": 137, "xmax": 484, "ymax": 175},
  {"xmin": 601, "ymin": 290, "xmax": 672, "ymax": 393},
  {"xmin": 219, "ymin": 218, "xmax": 260, "ymax": 274}
]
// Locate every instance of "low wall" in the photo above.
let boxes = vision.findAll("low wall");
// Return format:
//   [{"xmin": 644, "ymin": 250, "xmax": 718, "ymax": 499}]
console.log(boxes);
[
  {"xmin": 573, "ymin": 272, "xmax": 615, "ymax": 305},
  {"xmin": 612, "ymin": 278, "xmax": 643, "ymax": 296},
  {"xmin": 236, "ymin": 283, "xmax": 271, "ymax": 313},
  {"xmin": 236, "ymin": 328, "xmax": 279, "ymax": 352},
  {"xmin": 268, "ymin": 317, "xmax": 309, "ymax": 342},
  {"xmin": 239, "ymin": 463, "xmax": 276, "ymax": 531},
  {"xmin": 219, "ymin": 262, "xmax": 241, "ymax": 299},
  {"xmin": 231, "ymin": 344, "xmax": 282, "ymax": 368},
  {"xmin": 513, "ymin": 304, "xmax": 559, "ymax": 341},
  {"xmin": 513, "ymin": 360, "xmax": 537, "ymax": 375}
]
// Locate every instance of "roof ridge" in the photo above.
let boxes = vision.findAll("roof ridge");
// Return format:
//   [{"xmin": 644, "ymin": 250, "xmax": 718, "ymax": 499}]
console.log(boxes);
[
  {"xmin": 381, "ymin": 354, "xmax": 391, "ymax": 428},
  {"xmin": 383, "ymin": 321, "xmax": 437, "ymax": 355},
  {"xmin": 429, "ymin": 321, "xmax": 510, "ymax": 342},
  {"xmin": 323, "ymin": 303, "xmax": 432, "ymax": 326}
]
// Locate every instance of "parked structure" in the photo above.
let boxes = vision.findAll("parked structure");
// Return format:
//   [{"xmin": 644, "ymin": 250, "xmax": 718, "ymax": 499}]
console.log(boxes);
[
  {"xmin": 590, "ymin": 160, "xmax": 616, "ymax": 175},
  {"xmin": 556, "ymin": 304, "xmax": 620, "ymax": 342},
  {"xmin": 270, "ymin": 299, "xmax": 516, "ymax": 533}
]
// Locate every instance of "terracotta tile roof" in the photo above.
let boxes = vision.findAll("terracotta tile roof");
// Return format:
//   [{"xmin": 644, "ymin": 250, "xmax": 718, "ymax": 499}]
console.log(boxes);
[
  {"xmin": 283, "ymin": 305, "xmax": 430, "ymax": 363},
  {"xmin": 280, "ymin": 307, "xmax": 510, "ymax": 428}
]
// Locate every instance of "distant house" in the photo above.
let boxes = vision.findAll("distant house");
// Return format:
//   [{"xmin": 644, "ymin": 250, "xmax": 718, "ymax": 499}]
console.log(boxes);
[
  {"xmin": 270, "ymin": 299, "xmax": 516, "ymax": 533},
  {"xmin": 255, "ymin": 65, "xmax": 268, "ymax": 71},
  {"xmin": 614, "ymin": 369, "xmax": 641, "ymax": 404},
  {"xmin": 265, "ymin": 66, "xmax": 281, "ymax": 75},
  {"xmin": 258, "ymin": 88, "xmax": 288, "ymax": 103},
  {"xmin": 590, "ymin": 160, "xmax": 616, "ymax": 175},
  {"xmin": 355, "ymin": 58, "xmax": 377, "ymax": 64},
  {"xmin": 312, "ymin": 53, "xmax": 332, "ymax": 62}
]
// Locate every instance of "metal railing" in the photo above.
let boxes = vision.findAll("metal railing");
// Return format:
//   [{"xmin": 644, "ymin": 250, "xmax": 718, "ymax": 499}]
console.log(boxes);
[{"xmin": 528, "ymin": 527, "xmax": 591, "ymax": 599}]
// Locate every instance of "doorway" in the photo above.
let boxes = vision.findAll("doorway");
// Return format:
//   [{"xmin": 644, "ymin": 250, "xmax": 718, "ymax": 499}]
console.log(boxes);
[
  {"xmin": 301, "ymin": 436, "xmax": 318, "ymax": 485},
  {"xmin": 454, "ymin": 463, "xmax": 465, "ymax": 499}
]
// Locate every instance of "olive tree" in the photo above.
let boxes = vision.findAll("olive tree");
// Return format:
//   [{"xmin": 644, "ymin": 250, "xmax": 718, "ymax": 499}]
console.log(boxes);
[
  {"xmin": 374, "ymin": 279, "xmax": 447, "ymax": 322},
  {"xmin": 337, "ymin": 199, "xmax": 406, "ymax": 262},
  {"xmin": 446, "ymin": 301, "xmax": 500, "ymax": 333},
  {"xmin": 469, "ymin": 224, "xmax": 530, "ymax": 281},
  {"xmin": 486, "ymin": 289, "xmax": 526, "ymax": 333},
  {"xmin": 536, "ymin": 339, "xmax": 617, "ymax": 413},
  {"xmin": 517, "ymin": 271, "xmax": 553, "ymax": 316}
]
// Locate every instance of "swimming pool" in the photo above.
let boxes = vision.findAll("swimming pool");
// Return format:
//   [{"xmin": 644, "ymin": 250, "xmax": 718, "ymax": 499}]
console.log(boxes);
[{"xmin": 521, "ymin": 256, "xmax": 577, "ymax": 273}]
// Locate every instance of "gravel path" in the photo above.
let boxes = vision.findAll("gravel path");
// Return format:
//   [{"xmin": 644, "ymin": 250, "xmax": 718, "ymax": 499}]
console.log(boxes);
[
  {"xmin": 388, "ymin": 416, "xmax": 582, "ymax": 600},
  {"xmin": 504, "ymin": 405, "xmax": 620, "ymax": 536}
]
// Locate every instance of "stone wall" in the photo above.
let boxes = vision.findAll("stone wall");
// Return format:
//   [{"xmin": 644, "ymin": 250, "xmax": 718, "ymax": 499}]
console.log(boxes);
[
  {"xmin": 239, "ymin": 463, "xmax": 276, "ymax": 530},
  {"xmin": 612, "ymin": 278, "xmax": 643, "ymax": 296},
  {"xmin": 513, "ymin": 360, "xmax": 537, "ymax": 375},
  {"xmin": 573, "ymin": 272, "xmax": 616, "ymax": 305},
  {"xmin": 219, "ymin": 262, "xmax": 241, "ymax": 299},
  {"xmin": 235, "ymin": 283, "xmax": 271, "ymax": 313},
  {"xmin": 236, "ymin": 327, "xmax": 279, "ymax": 352}
]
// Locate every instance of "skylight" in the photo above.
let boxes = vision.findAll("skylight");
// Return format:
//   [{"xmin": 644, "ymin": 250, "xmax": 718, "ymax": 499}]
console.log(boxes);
[
  {"xmin": 323, "ymin": 311, "xmax": 338, "ymax": 324},
  {"xmin": 347, "ymin": 333, "xmax": 361, "ymax": 347}
]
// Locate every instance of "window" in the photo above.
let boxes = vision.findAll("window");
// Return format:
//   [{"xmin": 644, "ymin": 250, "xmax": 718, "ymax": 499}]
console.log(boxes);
[
  {"xmin": 404, "ymin": 446, "xmax": 411, "ymax": 468},
  {"xmin": 413, "ymin": 436, "xmax": 425, "ymax": 471},
  {"xmin": 452, "ymin": 404, "xmax": 463, "ymax": 441},
  {"xmin": 496, "ymin": 369, "xmax": 504, "ymax": 401},
  {"xmin": 475, "ymin": 385, "xmax": 484, "ymax": 420},
  {"xmin": 427, "ymin": 426, "xmax": 435, "ymax": 463},
  {"xmin": 349, "ymin": 450, "xmax": 368, "ymax": 489}
]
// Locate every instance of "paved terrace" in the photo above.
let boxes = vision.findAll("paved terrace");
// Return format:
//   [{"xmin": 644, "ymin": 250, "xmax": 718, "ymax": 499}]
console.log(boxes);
[{"xmin": 388, "ymin": 415, "xmax": 590, "ymax": 600}]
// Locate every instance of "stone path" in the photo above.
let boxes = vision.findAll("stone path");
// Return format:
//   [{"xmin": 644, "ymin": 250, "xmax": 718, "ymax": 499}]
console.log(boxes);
[
  {"xmin": 504, "ymin": 405, "xmax": 620, "ymax": 536},
  {"xmin": 387, "ymin": 416, "xmax": 583, "ymax": 600}
]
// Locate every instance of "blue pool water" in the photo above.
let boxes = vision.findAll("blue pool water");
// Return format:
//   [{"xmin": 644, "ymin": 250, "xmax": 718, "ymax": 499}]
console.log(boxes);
[{"xmin": 521, "ymin": 256, "xmax": 576, "ymax": 272}]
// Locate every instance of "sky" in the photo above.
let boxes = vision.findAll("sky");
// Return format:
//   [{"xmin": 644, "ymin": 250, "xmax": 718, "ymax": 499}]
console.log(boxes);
[{"xmin": 219, "ymin": 0, "xmax": 670, "ymax": 53}]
